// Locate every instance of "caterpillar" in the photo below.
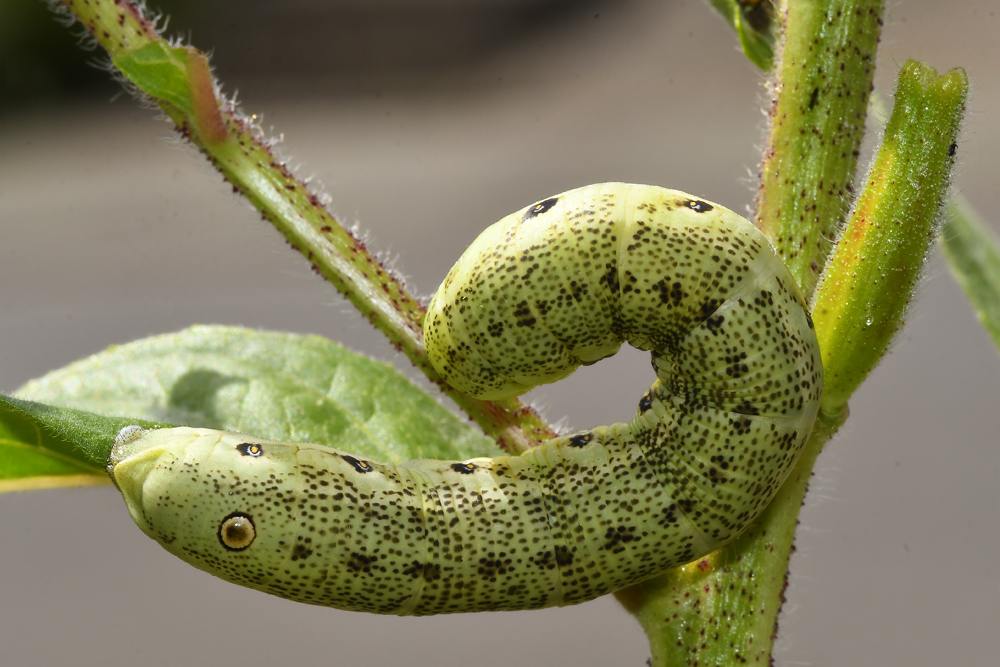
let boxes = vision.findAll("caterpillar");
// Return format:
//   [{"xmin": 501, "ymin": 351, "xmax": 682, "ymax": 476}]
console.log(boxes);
[{"xmin": 108, "ymin": 183, "xmax": 822, "ymax": 615}]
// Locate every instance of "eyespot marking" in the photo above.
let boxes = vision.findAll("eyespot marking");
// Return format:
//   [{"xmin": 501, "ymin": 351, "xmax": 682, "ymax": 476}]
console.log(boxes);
[
  {"xmin": 343, "ymin": 455, "xmax": 373, "ymax": 473},
  {"xmin": 218, "ymin": 512, "xmax": 255, "ymax": 551},
  {"xmin": 522, "ymin": 197, "xmax": 560, "ymax": 221},
  {"xmin": 451, "ymin": 462, "xmax": 477, "ymax": 474},
  {"xmin": 237, "ymin": 442, "xmax": 264, "ymax": 457},
  {"xmin": 685, "ymin": 199, "xmax": 713, "ymax": 213},
  {"xmin": 638, "ymin": 392, "xmax": 653, "ymax": 413},
  {"xmin": 568, "ymin": 433, "xmax": 594, "ymax": 448}
]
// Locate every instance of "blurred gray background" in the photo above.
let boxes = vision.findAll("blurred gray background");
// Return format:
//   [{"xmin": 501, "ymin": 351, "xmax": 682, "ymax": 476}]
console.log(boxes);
[{"xmin": 2, "ymin": 1, "xmax": 999, "ymax": 665}]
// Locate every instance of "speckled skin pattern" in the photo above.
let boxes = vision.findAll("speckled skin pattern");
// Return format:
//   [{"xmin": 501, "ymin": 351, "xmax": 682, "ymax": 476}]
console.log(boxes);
[{"xmin": 109, "ymin": 183, "xmax": 821, "ymax": 615}]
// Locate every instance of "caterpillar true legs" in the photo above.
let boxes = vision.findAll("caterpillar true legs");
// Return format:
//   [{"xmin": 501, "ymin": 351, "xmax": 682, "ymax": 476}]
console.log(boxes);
[{"xmin": 109, "ymin": 183, "xmax": 822, "ymax": 615}]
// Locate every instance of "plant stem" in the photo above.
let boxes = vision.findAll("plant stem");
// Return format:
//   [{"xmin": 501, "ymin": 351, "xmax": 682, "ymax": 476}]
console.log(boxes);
[
  {"xmin": 618, "ymin": 1, "xmax": 887, "ymax": 663},
  {"xmin": 755, "ymin": 0, "xmax": 884, "ymax": 298},
  {"xmin": 616, "ymin": 406, "xmax": 847, "ymax": 665},
  {"xmin": 58, "ymin": 0, "xmax": 556, "ymax": 454},
  {"xmin": 619, "ymin": 52, "xmax": 966, "ymax": 667}
]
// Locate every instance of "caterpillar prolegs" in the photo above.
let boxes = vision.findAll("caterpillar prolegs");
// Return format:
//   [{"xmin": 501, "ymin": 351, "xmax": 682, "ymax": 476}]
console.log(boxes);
[{"xmin": 109, "ymin": 183, "xmax": 822, "ymax": 615}]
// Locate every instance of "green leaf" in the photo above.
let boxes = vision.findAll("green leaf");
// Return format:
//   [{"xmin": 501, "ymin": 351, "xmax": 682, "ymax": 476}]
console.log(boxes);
[
  {"xmin": 704, "ymin": 0, "xmax": 776, "ymax": 70},
  {"xmin": 812, "ymin": 61, "xmax": 969, "ymax": 411},
  {"xmin": 0, "ymin": 395, "xmax": 164, "ymax": 492},
  {"xmin": 112, "ymin": 41, "xmax": 194, "ymax": 115},
  {"xmin": 941, "ymin": 197, "xmax": 1000, "ymax": 352},
  {"xmin": 16, "ymin": 325, "xmax": 497, "ymax": 466}
]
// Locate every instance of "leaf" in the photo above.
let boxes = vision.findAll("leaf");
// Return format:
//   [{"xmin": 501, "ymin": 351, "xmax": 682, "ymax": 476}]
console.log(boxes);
[
  {"xmin": 941, "ymin": 196, "xmax": 1000, "ymax": 352},
  {"xmin": 0, "ymin": 396, "xmax": 164, "ymax": 492},
  {"xmin": 16, "ymin": 325, "xmax": 498, "ymax": 467},
  {"xmin": 811, "ymin": 62, "xmax": 969, "ymax": 411},
  {"xmin": 704, "ymin": 0, "xmax": 776, "ymax": 70},
  {"xmin": 115, "ymin": 40, "xmax": 228, "ymax": 145},
  {"xmin": 112, "ymin": 41, "xmax": 194, "ymax": 115}
]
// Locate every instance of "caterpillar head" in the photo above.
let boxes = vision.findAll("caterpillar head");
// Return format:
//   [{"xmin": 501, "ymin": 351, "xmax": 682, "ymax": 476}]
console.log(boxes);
[{"xmin": 108, "ymin": 426, "xmax": 308, "ymax": 580}]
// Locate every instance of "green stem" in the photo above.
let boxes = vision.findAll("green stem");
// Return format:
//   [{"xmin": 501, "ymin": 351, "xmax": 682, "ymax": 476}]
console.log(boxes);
[
  {"xmin": 621, "ymin": 56, "xmax": 967, "ymax": 667},
  {"xmin": 58, "ymin": 0, "xmax": 556, "ymax": 454},
  {"xmin": 755, "ymin": 0, "xmax": 884, "ymax": 297},
  {"xmin": 616, "ymin": 407, "xmax": 847, "ymax": 665},
  {"xmin": 617, "ymin": 2, "xmax": 888, "ymax": 663}
]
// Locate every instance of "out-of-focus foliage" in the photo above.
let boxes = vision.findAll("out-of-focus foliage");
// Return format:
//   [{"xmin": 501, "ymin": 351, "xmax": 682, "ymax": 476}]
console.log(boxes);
[
  {"xmin": 941, "ymin": 197, "xmax": 1000, "ymax": 353},
  {"xmin": 704, "ymin": 0, "xmax": 776, "ymax": 69},
  {"xmin": 2, "ymin": 0, "xmax": 611, "ymax": 110}
]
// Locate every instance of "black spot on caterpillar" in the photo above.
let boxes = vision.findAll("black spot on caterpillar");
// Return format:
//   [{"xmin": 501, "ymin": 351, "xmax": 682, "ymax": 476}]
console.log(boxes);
[
  {"xmin": 522, "ymin": 196, "xmax": 560, "ymax": 221},
  {"xmin": 342, "ymin": 455, "xmax": 372, "ymax": 473},
  {"xmin": 108, "ymin": 183, "xmax": 822, "ymax": 616},
  {"xmin": 237, "ymin": 442, "xmax": 263, "ymax": 457}
]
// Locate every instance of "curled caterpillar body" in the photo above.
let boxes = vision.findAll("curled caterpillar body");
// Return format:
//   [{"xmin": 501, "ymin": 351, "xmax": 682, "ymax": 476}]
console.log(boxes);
[{"xmin": 109, "ymin": 183, "xmax": 822, "ymax": 615}]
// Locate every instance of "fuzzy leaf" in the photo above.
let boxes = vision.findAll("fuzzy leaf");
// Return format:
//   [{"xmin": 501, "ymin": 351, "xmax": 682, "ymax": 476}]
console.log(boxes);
[
  {"xmin": 812, "ymin": 61, "xmax": 969, "ymax": 411},
  {"xmin": 112, "ymin": 41, "xmax": 193, "ymax": 115},
  {"xmin": 0, "ymin": 395, "xmax": 165, "ymax": 492},
  {"xmin": 704, "ymin": 0, "xmax": 776, "ymax": 70},
  {"xmin": 941, "ymin": 197, "xmax": 1000, "ymax": 352},
  {"xmin": 11, "ymin": 326, "xmax": 496, "ymax": 491}
]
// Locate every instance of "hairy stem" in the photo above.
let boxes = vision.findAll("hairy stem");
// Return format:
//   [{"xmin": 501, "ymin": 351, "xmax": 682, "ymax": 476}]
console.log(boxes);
[
  {"xmin": 622, "ymin": 55, "xmax": 965, "ymax": 667},
  {"xmin": 755, "ymin": 0, "xmax": 884, "ymax": 297},
  {"xmin": 58, "ymin": 0, "xmax": 556, "ymax": 453},
  {"xmin": 616, "ymin": 406, "xmax": 847, "ymax": 665},
  {"xmin": 620, "ymin": 1, "xmax": 887, "ymax": 663}
]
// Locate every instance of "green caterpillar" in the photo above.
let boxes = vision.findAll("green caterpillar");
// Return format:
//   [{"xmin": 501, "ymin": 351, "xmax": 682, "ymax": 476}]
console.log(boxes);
[{"xmin": 109, "ymin": 183, "xmax": 822, "ymax": 615}]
